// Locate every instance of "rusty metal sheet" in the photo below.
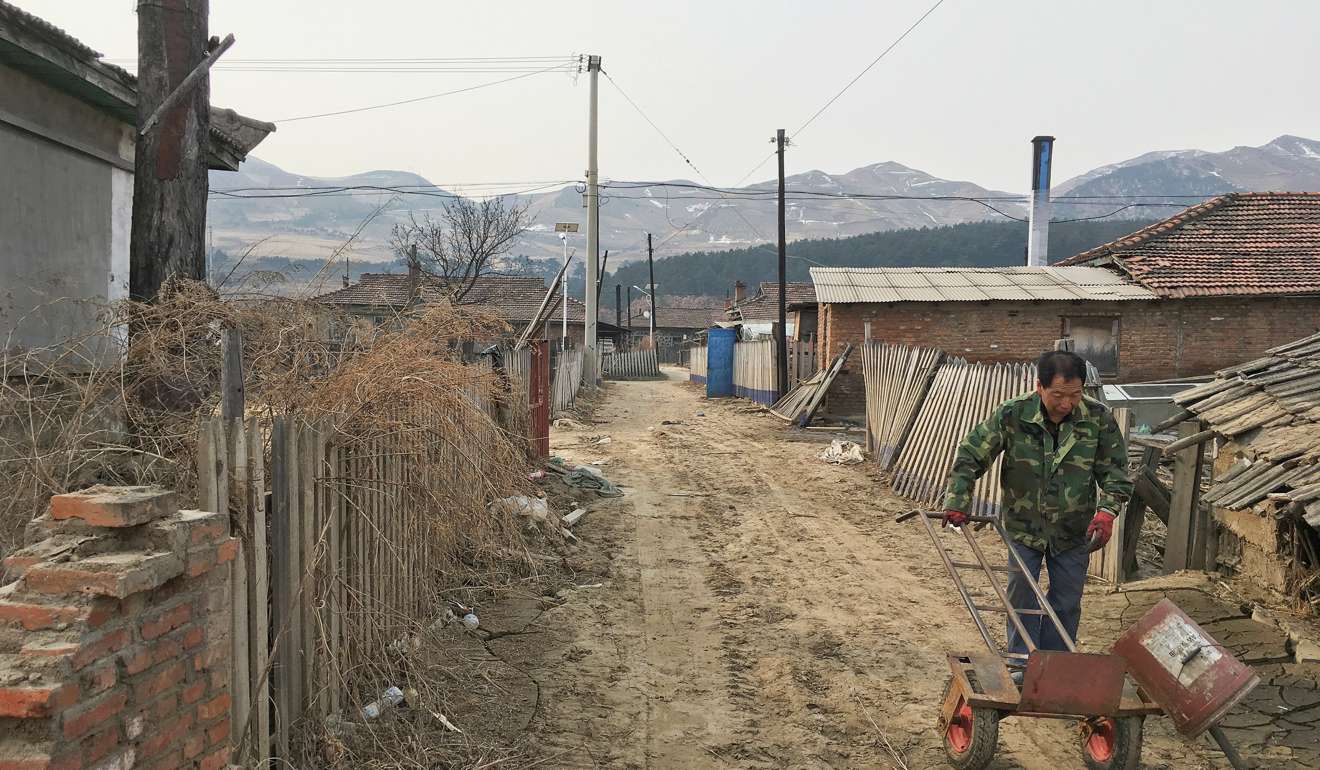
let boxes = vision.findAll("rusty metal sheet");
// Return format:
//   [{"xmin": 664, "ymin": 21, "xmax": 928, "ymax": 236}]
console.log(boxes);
[
  {"xmin": 948, "ymin": 653, "xmax": 1019, "ymax": 710},
  {"xmin": 1113, "ymin": 598, "xmax": 1260, "ymax": 736},
  {"xmin": 1016, "ymin": 651, "xmax": 1125, "ymax": 717}
]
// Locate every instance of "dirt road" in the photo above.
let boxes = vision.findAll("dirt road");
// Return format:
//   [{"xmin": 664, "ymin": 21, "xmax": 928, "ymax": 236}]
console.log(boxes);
[{"xmin": 496, "ymin": 369, "xmax": 1285, "ymax": 769}]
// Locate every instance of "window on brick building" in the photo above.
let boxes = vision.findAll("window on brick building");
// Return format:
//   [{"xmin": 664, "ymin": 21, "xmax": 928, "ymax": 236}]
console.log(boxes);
[{"xmin": 1062, "ymin": 316, "xmax": 1119, "ymax": 377}]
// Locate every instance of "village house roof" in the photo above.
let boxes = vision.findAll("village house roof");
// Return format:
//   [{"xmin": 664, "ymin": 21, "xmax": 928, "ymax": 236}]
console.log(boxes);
[
  {"xmin": 1173, "ymin": 332, "xmax": 1320, "ymax": 525},
  {"xmin": 0, "ymin": 0, "xmax": 273, "ymax": 171},
  {"xmin": 315, "ymin": 273, "xmax": 619, "ymax": 328},
  {"xmin": 1057, "ymin": 193, "xmax": 1320, "ymax": 299},
  {"xmin": 807, "ymin": 266, "xmax": 1155, "ymax": 304},
  {"xmin": 727, "ymin": 282, "xmax": 818, "ymax": 321},
  {"xmin": 611, "ymin": 295, "xmax": 726, "ymax": 330}
]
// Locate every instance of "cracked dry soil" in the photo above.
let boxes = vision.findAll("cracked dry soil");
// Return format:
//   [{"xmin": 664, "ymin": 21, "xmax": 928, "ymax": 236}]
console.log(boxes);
[{"xmin": 488, "ymin": 369, "xmax": 1317, "ymax": 769}]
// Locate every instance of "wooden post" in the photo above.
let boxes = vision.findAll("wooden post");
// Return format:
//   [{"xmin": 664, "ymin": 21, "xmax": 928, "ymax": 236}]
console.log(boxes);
[
  {"xmin": 131, "ymin": 0, "xmax": 213, "ymax": 299},
  {"xmin": 1165, "ymin": 421, "xmax": 1207, "ymax": 573}
]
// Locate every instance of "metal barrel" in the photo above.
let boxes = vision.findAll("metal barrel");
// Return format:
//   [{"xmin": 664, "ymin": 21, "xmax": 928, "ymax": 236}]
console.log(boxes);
[{"xmin": 1112, "ymin": 597, "xmax": 1259, "ymax": 737}]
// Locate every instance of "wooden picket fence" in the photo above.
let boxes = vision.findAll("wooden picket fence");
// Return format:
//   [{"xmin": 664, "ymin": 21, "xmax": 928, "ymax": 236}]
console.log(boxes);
[
  {"xmin": 733, "ymin": 339, "xmax": 779, "ymax": 405},
  {"xmin": 788, "ymin": 339, "xmax": 817, "ymax": 389},
  {"xmin": 198, "ymin": 365, "xmax": 531, "ymax": 766},
  {"xmin": 552, "ymin": 349, "xmax": 584, "ymax": 413},
  {"xmin": 602, "ymin": 348, "xmax": 660, "ymax": 380}
]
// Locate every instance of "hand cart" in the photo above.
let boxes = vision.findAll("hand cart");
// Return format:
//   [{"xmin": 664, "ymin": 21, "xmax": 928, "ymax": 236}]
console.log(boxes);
[{"xmin": 897, "ymin": 509, "xmax": 1256, "ymax": 770}]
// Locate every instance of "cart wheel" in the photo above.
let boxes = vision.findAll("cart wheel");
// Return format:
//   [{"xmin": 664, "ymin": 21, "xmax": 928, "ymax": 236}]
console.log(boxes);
[
  {"xmin": 1080, "ymin": 716, "xmax": 1144, "ymax": 770},
  {"xmin": 941, "ymin": 678, "xmax": 999, "ymax": 770}
]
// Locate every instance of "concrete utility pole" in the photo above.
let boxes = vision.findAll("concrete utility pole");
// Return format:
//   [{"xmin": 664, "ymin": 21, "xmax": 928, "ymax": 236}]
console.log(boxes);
[
  {"xmin": 1027, "ymin": 135, "xmax": 1055, "ymax": 267},
  {"xmin": 584, "ymin": 54, "xmax": 602, "ymax": 387},
  {"xmin": 774, "ymin": 129, "xmax": 790, "ymax": 398},
  {"xmin": 131, "ymin": 0, "xmax": 213, "ymax": 301}
]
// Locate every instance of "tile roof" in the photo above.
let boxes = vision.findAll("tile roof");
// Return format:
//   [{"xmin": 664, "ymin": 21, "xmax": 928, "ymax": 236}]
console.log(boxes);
[
  {"xmin": 314, "ymin": 273, "xmax": 617, "ymax": 327},
  {"xmin": 728, "ymin": 282, "xmax": 818, "ymax": 321},
  {"xmin": 808, "ymin": 266, "xmax": 1155, "ymax": 304},
  {"xmin": 0, "ymin": 1, "xmax": 273, "ymax": 171},
  {"xmin": 1173, "ymin": 332, "xmax": 1320, "ymax": 522},
  {"xmin": 616, "ymin": 294, "xmax": 725, "ymax": 330},
  {"xmin": 1055, "ymin": 193, "xmax": 1320, "ymax": 298}
]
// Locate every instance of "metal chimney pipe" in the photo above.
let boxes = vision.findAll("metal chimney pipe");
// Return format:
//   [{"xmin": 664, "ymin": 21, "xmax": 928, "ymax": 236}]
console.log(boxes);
[{"xmin": 1027, "ymin": 135, "xmax": 1055, "ymax": 267}]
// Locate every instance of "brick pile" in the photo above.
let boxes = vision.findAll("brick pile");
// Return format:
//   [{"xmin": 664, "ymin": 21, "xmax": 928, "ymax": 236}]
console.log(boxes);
[{"xmin": 0, "ymin": 486, "xmax": 235, "ymax": 770}]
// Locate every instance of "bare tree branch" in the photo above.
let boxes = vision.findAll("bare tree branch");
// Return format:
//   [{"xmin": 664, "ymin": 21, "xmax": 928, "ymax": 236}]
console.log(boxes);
[{"xmin": 390, "ymin": 197, "xmax": 531, "ymax": 304}]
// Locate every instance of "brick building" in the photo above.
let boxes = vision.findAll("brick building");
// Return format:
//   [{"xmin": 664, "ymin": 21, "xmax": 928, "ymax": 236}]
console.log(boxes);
[{"xmin": 813, "ymin": 193, "xmax": 1320, "ymax": 417}]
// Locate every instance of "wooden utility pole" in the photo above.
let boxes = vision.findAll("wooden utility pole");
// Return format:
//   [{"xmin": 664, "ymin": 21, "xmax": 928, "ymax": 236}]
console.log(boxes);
[
  {"xmin": 774, "ymin": 128, "xmax": 790, "ymax": 398},
  {"xmin": 647, "ymin": 233, "xmax": 657, "ymax": 341},
  {"xmin": 131, "ymin": 0, "xmax": 212, "ymax": 301},
  {"xmin": 615, "ymin": 284, "xmax": 622, "ymax": 331}
]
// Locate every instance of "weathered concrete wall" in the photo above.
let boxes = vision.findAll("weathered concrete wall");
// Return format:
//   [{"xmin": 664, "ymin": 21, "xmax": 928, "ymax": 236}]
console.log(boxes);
[
  {"xmin": 0, "ymin": 66, "xmax": 133, "ymax": 367},
  {"xmin": 0, "ymin": 486, "xmax": 235, "ymax": 769}
]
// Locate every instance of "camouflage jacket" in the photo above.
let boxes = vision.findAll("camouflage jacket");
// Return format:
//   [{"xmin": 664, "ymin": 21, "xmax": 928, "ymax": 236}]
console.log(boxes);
[{"xmin": 943, "ymin": 393, "xmax": 1133, "ymax": 553}]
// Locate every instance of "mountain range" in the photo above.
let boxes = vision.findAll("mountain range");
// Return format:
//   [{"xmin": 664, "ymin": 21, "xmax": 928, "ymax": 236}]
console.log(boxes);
[{"xmin": 207, "ymin": 134, "xmax": 1320, "ymax": 265}]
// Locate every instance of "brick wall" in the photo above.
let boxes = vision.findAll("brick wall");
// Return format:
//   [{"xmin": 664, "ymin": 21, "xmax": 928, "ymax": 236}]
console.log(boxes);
[
  {"xmin": 820, "ymin": 295, "xmax": 1320, "ymax": 418},
  {"xmin": 0, "ymin": 486, "xmax": 235, "ymax": 770}
]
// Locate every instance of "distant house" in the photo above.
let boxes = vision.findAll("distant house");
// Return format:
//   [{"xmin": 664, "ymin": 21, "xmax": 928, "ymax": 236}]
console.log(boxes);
[
  {"xmin": 0, "ymin": 1, "xmax": 273, "ymax": 364},
  {"xmin": 314, "ymin": 271, "xmax": 624, "ymax": 349},
  {"xmin": 609, "ymin": 294, "xmax": 725, "ymax": 362},
  {"xmin": 725, "ymin": 281, "xmax": 818, "ymax": 341},
  {"xmin": 811, "ymin": 193, "xmax": 1320, "ymax": 417}
]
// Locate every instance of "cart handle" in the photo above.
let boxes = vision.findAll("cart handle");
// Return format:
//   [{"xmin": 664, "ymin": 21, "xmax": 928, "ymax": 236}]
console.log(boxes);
[{"xmin": 895, "ymin": 509, "xmax": 998, "ymax": 524}]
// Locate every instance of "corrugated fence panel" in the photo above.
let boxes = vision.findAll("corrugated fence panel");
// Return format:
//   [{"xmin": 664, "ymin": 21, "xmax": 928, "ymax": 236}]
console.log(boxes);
[
  {"xmin": 890, "ymin": 358, "xmax": 1035, "ymax": 516},
  {"xmin": 602, "ymin": 348, "xmax": 660, "ymax": 379},
  {"xmin": 861, "ymin": 342, "xmax": 943, "ymax": 470}
]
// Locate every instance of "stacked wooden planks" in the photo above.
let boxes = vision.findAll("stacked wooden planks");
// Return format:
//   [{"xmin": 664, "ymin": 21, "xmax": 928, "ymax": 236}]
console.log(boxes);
[
  {"xmin": 770, "ymin": 343, "xmax": 853, "ymax": 426},
  {"xmin": 890, "ymin": 358, "xmax": 1036, "ymax": 517},
  {"xmin": 860, "ymin": 342, "xmax": 944, "ymax": 470}
]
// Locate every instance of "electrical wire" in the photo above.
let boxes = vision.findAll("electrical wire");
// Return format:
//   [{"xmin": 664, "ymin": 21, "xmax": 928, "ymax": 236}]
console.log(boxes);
[
  {"xmin": 730, "ymin": 0, "xmax": 946, "ymax": 188},
  {"xmin": 271, "ymin": 61, "xmax": 574, "ymax": 123},
  {"xmin": 602, "ymin": 71, "xmax": 707, "ymax": 181}
]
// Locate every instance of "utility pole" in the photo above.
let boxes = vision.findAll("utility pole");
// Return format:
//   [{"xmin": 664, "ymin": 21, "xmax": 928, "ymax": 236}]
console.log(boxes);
[
  {"xmin": 646, "ymin": 233, "xmax": 657, "ymax": 344},
  {"xmin": 615, "ymin": 284, "xmax": 622, "ymax": 332},
  {"xmin": 774, "ymin": 128, "xmax": 790, "ymax": 398},
  {"xmin": 584, "ymin": 54, "xmax": 602, "ymax": 387},
  {"xmin": 626, "ymin": 286, "xmax": 633, "ymax": 332},
  {"xmin": 131, "ymin": 0, "xmax": 213, "ymax": 301}
]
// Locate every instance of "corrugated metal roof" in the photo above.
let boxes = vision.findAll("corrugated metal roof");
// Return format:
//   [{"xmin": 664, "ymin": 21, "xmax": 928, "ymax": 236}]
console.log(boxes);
[{"xmin": 808, "ymin": 266, "xmax": 1156, "ymax": 304}]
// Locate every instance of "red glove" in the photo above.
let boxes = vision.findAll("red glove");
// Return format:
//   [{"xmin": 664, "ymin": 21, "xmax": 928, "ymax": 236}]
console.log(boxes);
[
  {"xmin": 1087, "ymin": 510, "xmax": 1116, "ymax": 551},
  {"xmin": 943, "ymin": 510, "xmax": 968, "ymax": 528}
]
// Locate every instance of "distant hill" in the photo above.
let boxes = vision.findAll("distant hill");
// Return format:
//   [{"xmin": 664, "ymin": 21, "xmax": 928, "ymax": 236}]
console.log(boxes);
[
  {"xmin": 600, "ymin": 218, "xmax": 1160, "ymax": 307},
  {"xmin": 208, "ymin": 134, "xmax": 1320, "ymax": 266}
]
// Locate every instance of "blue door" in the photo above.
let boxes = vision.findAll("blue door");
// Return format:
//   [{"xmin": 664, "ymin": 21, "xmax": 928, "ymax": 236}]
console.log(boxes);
[{"xmin": 707, "ymin": 327, "xmax": 736, "ymax": 397}]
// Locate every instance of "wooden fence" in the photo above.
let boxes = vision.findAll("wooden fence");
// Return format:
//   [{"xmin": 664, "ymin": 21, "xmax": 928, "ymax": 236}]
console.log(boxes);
[
  {"xmin": 889, "ymin": 358, "xmax": 1036, "ymax": 516},
  {"xmin": 688, "ymin": 344, "xmax": 708, "ymax": 384},
  {"xmin": 552, "ymin": 348, "xmax": 584, "ymax": 414},
  {"xmin": 198, "ymin": 364, "xmax": 532, "ymax": 766},
  {"xmin": 733, "ymin": 339, "xmax": 779, "ymax": 405},
  {"xmin": 788, "ymin": 339, "xmax": 816, "ymax": 389},
  {"xmin": 602, "ymin": 348, "xmax": 659, "ymax": 379},
  {"xmin": 860, "ymin": 342, "xmax": 943, "ymax": 469}
]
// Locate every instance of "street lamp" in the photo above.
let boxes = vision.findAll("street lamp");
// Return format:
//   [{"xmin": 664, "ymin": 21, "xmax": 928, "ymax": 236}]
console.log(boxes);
[
  {"xmin": 555, "ymin": 223, "xmax": 579, "ymax": 350},
  {"xmin": 632, "ymin": 285, "xmax": 654, "ymax": 342}
]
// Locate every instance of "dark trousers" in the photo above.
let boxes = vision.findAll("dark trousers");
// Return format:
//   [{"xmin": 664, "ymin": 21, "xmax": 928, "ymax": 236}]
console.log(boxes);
[{"xmin": 1006, "ymin": 541, "xmax": 1088, "ymax": 655}]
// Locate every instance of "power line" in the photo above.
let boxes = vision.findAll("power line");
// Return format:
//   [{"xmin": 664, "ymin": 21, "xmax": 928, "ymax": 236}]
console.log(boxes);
[
  {"xmin": 271, "ymin": 61, "xmax": 574, "ymax": 123},
  {"xmin": 602, "ymin": 71, "xmax": 707, "ymax": 181},
  {"xmin": 730, "ymin": 0, "xmax": 947, "ymax": 188},
  {"xmin": 792, "ymin": 0, "xmax": 947, "ymax": 139}
]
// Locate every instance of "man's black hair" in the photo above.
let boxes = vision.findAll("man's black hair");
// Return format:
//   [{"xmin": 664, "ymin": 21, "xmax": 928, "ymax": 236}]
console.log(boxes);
[{"xmin": 1037, "ymin": 350, "xmax": 1087, "ymax": 387}]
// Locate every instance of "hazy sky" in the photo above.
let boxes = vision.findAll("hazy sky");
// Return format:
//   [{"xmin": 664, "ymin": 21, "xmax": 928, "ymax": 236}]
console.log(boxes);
[{"xmin": 18, "ymin": 1, "xmax": 1320, "ymax": 194}]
